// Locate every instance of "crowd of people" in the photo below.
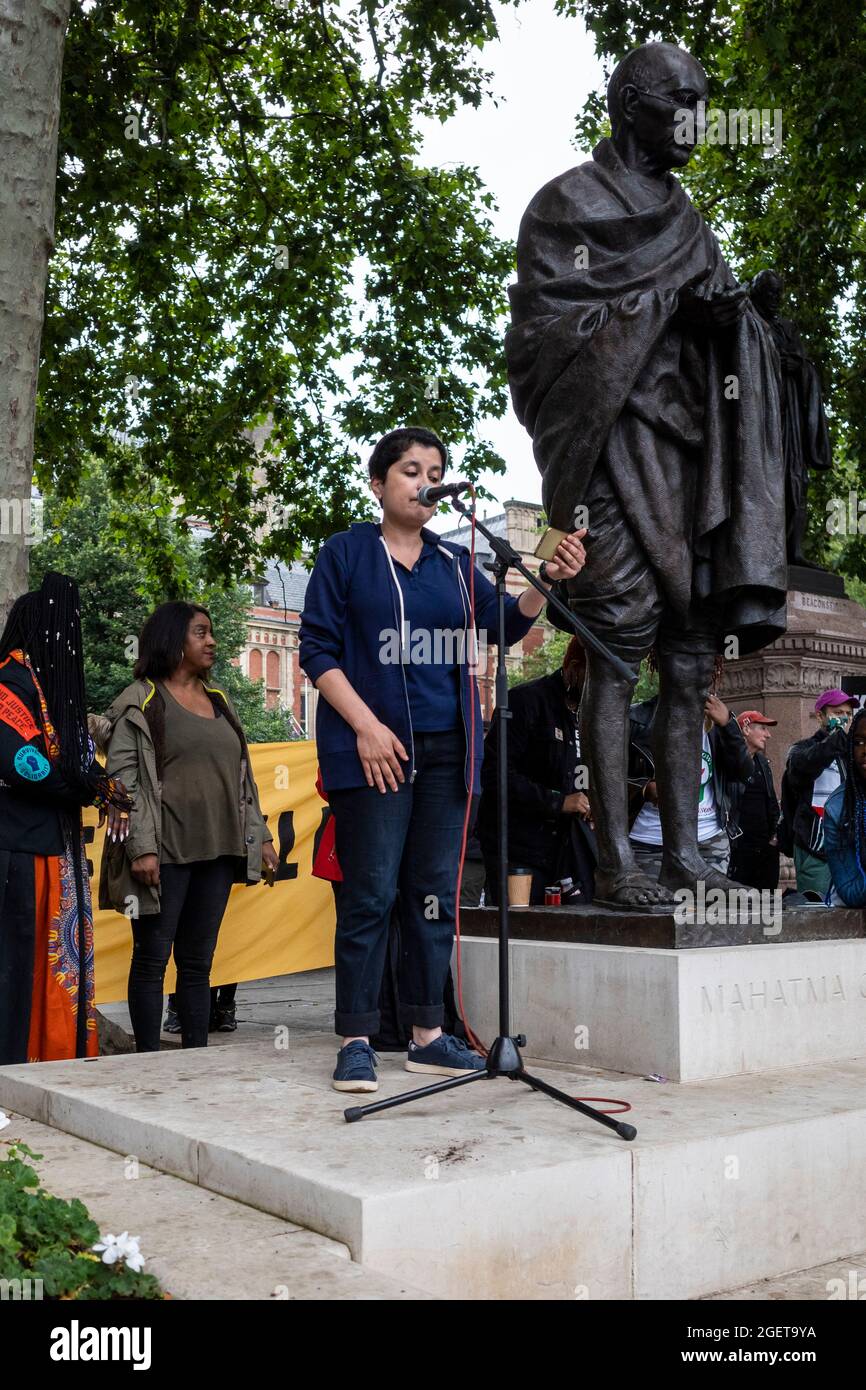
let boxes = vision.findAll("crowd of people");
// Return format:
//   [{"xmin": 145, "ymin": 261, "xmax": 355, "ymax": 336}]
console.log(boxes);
[
  {"xmin": 478, "ymin": 668, "xmax": 866, "ymax": 915},
  {"xmin": 2, "ymin": 426, "xmax": 864, "ymax": 1091}
]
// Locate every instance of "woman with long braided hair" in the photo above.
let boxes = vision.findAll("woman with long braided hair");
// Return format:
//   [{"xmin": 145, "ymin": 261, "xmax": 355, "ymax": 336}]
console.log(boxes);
[
  {"xmin": 822, "ymin": 705, "xmax": 866, "ymax": 907},
  {"xmin": 0, "ymin": 572, "xmax": 131, "ymax": 1063}
]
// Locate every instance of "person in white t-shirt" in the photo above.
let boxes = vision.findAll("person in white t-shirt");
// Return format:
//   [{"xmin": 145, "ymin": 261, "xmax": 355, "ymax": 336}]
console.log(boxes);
[{"xmin": 628, "ymin": 692, "xmax": 755, "ymax": 884}]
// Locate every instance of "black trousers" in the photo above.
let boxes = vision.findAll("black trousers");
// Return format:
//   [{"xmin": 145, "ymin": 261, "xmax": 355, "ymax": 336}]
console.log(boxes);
[
  {"xmin": 0, "ymin": 851, "xmax": 36, "ymax": 1065},
  {"xmin": 729, "ymin": 836, "xmax": 781, "ymax": 892},
  {"xmin": 127, "ymin": 857, "xmax": 235, "ymax": 1052}
]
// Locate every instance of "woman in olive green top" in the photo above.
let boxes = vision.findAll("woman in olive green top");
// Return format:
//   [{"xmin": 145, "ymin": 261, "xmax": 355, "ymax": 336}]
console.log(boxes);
[{"xmin": 99, "ymin": 602, "xmax": 278, "ymax": 1051}]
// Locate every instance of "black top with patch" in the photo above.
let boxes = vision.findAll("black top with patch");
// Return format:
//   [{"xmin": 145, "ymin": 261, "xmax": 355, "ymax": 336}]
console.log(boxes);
[{"xmin": 0, "ymin": 657, "xmax": 83, "ymax": 855}]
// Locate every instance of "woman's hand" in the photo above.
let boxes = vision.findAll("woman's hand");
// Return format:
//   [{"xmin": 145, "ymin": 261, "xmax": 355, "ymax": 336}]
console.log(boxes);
[
  {"xmin": 97, "ymin": 782, "xmax": 131, "ymax": 842},
  {"xmin": 262, "ymin": 841, "xmax": 279, "ymax": 875},
  {"xmin": 356, "ymin": 718, "xmax": 409, "ymax": 793},
  {"xmin": 131, "ymin": 854, "xmax": 160, "ymax": 887},
  {"xmin": 542, "ymin": 529, "xmax": 587, "ymax": 583}
]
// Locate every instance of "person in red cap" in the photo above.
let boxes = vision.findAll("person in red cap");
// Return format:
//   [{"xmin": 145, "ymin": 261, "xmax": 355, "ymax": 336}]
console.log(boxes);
[
  {"xmin": 782, "ymin": 689, "xmax": 855, "ymax": 896},
  {"xmin": 728, "ymin": 711, "xmax": 781, "ymax": 890}
]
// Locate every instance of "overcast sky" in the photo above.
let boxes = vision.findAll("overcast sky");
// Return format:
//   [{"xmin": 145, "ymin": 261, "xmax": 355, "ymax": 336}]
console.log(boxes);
[{"xmin": 415, "ymin": 1, "xmax": 604, "ymax": 528}]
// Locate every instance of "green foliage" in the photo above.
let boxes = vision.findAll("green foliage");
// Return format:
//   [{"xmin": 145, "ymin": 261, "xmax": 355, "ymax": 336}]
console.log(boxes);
[
  {"xmin": 0, "ymin": 1141, "xmax": 164, "ymax": 1299},
  {"xmin": 509, "ymin": 627, "xmax": 569, "ymax": 685},
  {"xmin": 510, "ymin": 626, "xmax": 658, "ymax": 701},
  {"xmin": 38, "ymin": 0, "xmax": 519, "ymax": 589},
  {"xmin": 29, "ymin": 459, "xmax": 293, "ymax": 739},
  {"xmin": 633, "ymin": 659, "xmax": 660, "ymax": 704},
  {"xmin": 559, "ymin": 0, "xmax": 866, "ymax": 579}
]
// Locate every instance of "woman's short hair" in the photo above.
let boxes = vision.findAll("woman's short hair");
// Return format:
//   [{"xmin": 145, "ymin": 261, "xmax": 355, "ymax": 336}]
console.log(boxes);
[
  {"xmin": 134, "ymin": 601, "xmax": 211, "ymax": 681},
  {"xmin": 367, "ymin": 426, "xmax": 448, "ymax": 484}
]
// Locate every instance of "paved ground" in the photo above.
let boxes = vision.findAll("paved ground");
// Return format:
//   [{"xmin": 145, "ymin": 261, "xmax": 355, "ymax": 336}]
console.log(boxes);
[
  {"xmin": 99, "ymin": 969, "xmax": 337, "ymax": 1049},
  {"xmin": 13, "ymin": 969, "xmax": 864, "ymax": 1300},
  {"xmin": 0, "ymin": 1112, "xmax": 433, "ymax": 1301}
]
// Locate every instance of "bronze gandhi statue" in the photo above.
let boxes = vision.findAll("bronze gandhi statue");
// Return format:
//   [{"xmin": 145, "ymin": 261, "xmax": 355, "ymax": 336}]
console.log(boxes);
[
  {"xmin": 750, "ymin": 269, "xmax": 832, "ymax": 568},
  {"xmin": 506, "ymin": 42, "xmax": 788, "ymax": 908}
]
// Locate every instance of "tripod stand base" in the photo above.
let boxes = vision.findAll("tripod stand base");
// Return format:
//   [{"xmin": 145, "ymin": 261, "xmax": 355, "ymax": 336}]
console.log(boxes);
[{"xmin": 344, "ymin": 1035, "xmax": 636, "ymax": 1140}]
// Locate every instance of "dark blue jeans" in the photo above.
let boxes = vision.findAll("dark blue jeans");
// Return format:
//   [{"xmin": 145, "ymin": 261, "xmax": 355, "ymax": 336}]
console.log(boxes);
[{"xmin": 328, "ymin": 729, "xmax": 467, "ymax": 1036}]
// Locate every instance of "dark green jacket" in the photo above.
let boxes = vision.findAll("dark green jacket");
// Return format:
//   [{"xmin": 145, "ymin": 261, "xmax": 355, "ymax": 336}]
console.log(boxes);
[{"xmin": 97, "ymin": 678, "xmax": 271, "ymax": 916}]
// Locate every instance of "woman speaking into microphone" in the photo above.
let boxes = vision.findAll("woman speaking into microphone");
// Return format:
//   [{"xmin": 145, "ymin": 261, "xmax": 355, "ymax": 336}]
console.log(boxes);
[{"xmin": 300, "ymin": 426, "xmax": 586, "ymax": 1092}]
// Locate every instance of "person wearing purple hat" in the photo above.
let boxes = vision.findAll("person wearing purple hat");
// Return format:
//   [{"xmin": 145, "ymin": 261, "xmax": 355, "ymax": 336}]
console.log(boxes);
[
  {"xmin": 823, "ymin": 707, "xmax": 866, "ymax": 907},
  {"xmin": 783, "ymin": 688, "xmax": 855, "ymax": 896}
]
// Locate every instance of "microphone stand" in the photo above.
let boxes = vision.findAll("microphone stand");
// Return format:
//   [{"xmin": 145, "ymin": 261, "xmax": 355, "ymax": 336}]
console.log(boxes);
[{"xmin": 345, "ymin": 497, "xmax": 636, "ymax": 1140}]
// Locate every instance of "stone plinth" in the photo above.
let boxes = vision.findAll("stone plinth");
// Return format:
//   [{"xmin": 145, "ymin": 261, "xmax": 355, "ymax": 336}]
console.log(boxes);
[
  {"xmin": 455, "ymin": 927, "xmax": 866, "ymax": 1081},
  {"xmin": 461, "ymin": 903, "xmax": 865, "ymax": 949}
]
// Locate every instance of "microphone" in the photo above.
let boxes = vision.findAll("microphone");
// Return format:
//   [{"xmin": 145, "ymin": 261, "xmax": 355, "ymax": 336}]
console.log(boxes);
[{"xmin": 416, "ymin": 480, "xmax": 472, "ymax": 506}]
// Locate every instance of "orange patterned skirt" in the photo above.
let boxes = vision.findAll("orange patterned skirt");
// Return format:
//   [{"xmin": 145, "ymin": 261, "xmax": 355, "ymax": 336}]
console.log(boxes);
[
  {"xmin": 0, "ymin": 839, "xmax": 97, "ymax": 1064},
  {"xmin": 29, "ymin": 845, "xmax": 98, "ymax": 1062}
]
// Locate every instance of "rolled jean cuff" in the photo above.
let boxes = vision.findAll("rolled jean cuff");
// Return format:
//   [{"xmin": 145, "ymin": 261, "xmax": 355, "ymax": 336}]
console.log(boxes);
[
  {"xmin": 399, "ymin": 1002, "xmax": 445, "ymax": 1030},
  {"xmin": 335, "ymin": 1009, "xmax": 380, "ymax": 1037}
]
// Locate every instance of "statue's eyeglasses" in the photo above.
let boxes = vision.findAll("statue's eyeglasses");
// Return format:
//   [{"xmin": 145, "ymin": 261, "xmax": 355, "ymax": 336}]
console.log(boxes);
[{"xmin": 633, "ymin": 87, "xmax": 703, "ymax": 111}]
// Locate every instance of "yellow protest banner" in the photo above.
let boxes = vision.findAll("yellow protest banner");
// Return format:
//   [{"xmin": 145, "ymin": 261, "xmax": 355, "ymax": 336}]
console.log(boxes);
[{"xmin": 84, "ymin": 741, "xmax": 335, "ymax": 1005}]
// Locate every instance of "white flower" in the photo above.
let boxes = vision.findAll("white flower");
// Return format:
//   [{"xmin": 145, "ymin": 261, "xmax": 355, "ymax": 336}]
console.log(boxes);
[
  {"xmin": 92, "ymin": 1231, "xmax": 145, "ymax": 1273},
  {"xmin": 93, "ymin": 1233, "xmax": 122, "ymax": 1265},
  {"xmin": 0, "ymin": 1111, "xmax": 10, "ymax": 1132}
]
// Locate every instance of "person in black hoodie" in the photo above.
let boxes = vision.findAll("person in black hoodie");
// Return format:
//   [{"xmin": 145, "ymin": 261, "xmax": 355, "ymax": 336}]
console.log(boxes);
[
  {"xmin": 727, "ymin": 711, "xmax": 781, "ymax": 890},
  {"xmin": 478, "ymin": 636, "xmax": 596, "ymax": 905}
]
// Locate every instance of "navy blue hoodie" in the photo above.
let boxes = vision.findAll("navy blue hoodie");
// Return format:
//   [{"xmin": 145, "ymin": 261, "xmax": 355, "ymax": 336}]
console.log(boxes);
[{"xmin": 299, "ymin": 521, "xmax": 537, "ymax": 793}]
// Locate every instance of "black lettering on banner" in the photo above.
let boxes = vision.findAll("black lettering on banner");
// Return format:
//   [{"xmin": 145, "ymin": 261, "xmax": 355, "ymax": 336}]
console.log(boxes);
[
  {"xmin": 83, "ymin": 824, "xmax": 95, "ymax": 877},
  {"xmin": 276, "ymin": 810, "xmax": 299, "ymax": 881},
  {"xmin": 311, "ymin": 807, "xmax": 331, "ymax": 866}
]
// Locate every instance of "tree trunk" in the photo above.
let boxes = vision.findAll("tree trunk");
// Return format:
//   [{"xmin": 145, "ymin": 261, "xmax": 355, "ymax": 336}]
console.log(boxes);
[{"xmin": 0, "ymin": 0, "xmax": 70, "ymax": 624}]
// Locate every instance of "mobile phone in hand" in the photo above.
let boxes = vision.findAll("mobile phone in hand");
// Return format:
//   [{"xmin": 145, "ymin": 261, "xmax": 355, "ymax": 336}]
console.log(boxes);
[{"xmin": 534, "ymin": 526, "xmax": 568, "ymax": 561}]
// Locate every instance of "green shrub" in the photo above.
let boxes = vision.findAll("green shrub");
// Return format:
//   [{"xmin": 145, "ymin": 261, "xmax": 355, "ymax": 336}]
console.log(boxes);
[{"xmin": 0, "ymin": 1140, "xmax": 165, "ymax": 1300}]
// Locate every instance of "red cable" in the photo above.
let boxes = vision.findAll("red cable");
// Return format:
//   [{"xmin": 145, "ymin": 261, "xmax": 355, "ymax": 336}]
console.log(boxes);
[{"xmin": 454, "ymin": 489, "xmax": 486, "ymax": 1056}]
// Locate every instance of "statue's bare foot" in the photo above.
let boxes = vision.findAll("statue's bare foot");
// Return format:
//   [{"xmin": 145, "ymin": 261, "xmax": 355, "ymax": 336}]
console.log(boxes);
[
  {"xmin": 658, "ymin": 857, "xmax": 748, "ymax": 895},
  {"xmin": 593, "ymin": 868, "xmax": 677, "ymax": 910},
  {"xmin": 698, "ymin": 865, "xmax": 750, "ymax": 893}
]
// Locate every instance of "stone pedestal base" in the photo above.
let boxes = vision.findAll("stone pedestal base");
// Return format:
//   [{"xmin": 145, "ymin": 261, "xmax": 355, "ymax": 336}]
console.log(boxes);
[{"xmin": 456, "ymin": 929, "xmax": 866, "ymax": 1082}]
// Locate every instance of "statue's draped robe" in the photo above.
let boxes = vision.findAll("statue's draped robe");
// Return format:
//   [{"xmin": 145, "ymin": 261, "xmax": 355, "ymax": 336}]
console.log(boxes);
[
  {"xmin": 506, "ymin": 138, "xmax": 787, "ymax": 655},
  {"xmin": 767, "ymin": 315, "xmax": 832, "ymax": 553}
]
